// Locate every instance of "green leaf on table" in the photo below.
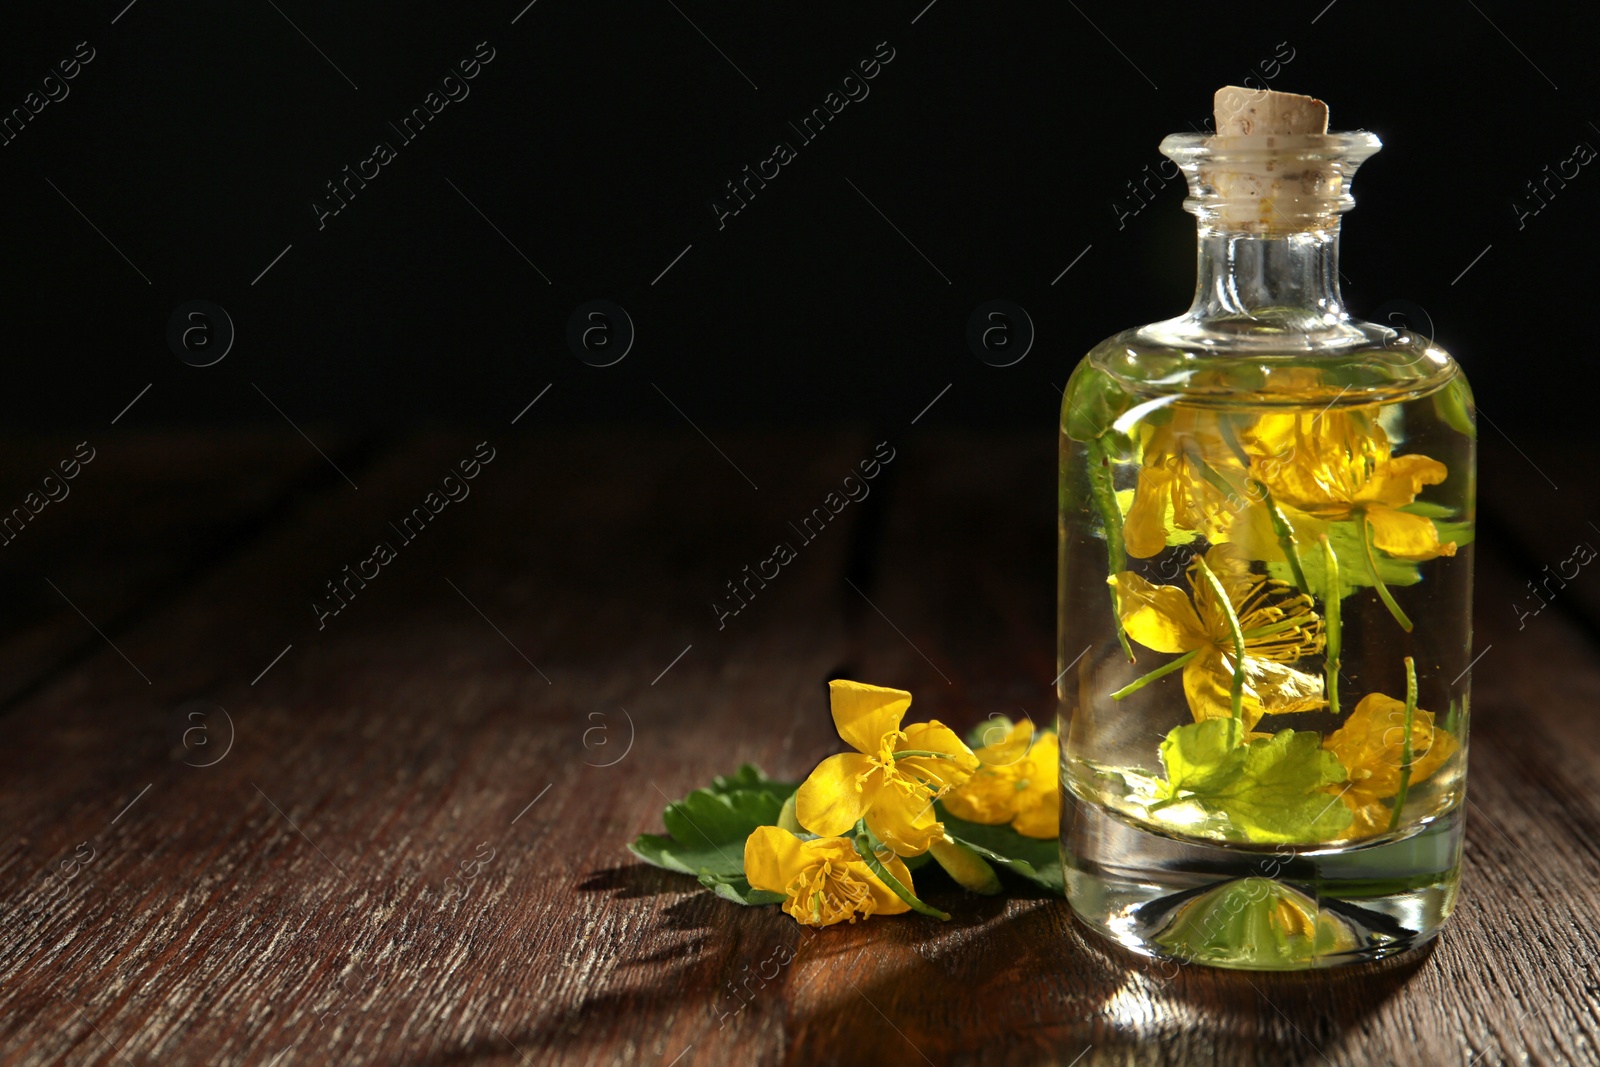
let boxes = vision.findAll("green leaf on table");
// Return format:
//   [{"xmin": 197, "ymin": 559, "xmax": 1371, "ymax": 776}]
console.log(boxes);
[
  {"xmin": 699, "ymin": 870, "xmax": 786, "ymax": 906},
  {"xmin": 1156, "ymin": 721, "xmax": 1352, "ymax": 844},
  {"xmin": 628, "ymin": 765, "xmax": 796, "ymax": 892},
  {"xmin": 708, "ymin": 763, "xmax": 800, "ymax": 797},
  {"xmin": 934, "ymin": 803, "xmax": 1063, "ymax": 895}
]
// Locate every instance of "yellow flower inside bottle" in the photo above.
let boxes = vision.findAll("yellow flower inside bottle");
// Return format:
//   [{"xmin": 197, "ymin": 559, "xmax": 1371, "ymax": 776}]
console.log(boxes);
[
  {"xmin": 1246, "ymin": 410, "xmax": 1458, "ymax": 563},
  {"xmin": 1108, "ymin": 545, "xmax": 1325, "ymax": 731}
]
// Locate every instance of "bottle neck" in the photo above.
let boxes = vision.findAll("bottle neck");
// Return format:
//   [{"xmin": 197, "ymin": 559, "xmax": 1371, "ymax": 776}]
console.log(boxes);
[{"xmin": 1187, "ymin": 225, "xmax": 1345, "ymax": 331}]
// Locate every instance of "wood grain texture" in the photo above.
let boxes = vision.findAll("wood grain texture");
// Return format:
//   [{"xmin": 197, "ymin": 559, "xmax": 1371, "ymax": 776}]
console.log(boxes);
[
  {"xmin": 0, "ymin": 429, "xmax": 1594, "ymax": 1067},
  {"xmin": 0, "ymin": 432, "xmax": 364, "ymax": 709}
]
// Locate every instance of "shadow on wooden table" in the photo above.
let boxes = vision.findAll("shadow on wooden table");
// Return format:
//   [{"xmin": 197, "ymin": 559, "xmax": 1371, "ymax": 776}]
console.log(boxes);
[
  {"xmin": 418, "ymin": 863, "xmax": 1437, "ymax": 1066},
  {"xmin": 404, "ymin": 862, "xmax": 736, "ymax": 1066},
  {"xmin": 774, "ymin": 891, "xmax": 1438, "ymax": 1067}
]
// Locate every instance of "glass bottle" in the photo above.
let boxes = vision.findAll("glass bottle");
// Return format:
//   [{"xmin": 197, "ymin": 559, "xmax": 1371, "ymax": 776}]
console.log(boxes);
[{"xmin": 1057, "ymin": 100, "xmax": 1475, "ymax": 969}]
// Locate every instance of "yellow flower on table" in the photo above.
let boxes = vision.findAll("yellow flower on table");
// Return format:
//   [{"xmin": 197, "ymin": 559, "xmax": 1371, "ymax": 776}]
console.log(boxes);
[
  {"xmin": 1108, "ymin": 546, "xmax": 1325, "ymax": 730},
  {"xmin": 1249, "ymin": 411, "xmax": 1457, "ymax": 562},
  {"xmin": 942, "ymin": 720, "xmax": 1061, "ymax": 839},
  {"xmin": 744, "ymin": 826, "xmax": 913, "ymax": 927},
  {"xmin": 1322, "ymin": 692, "xmax": 1458, "ymax": 838},
  {"xmin": 795, "ymin": 680, "xmax": 980, "ymax": 856}
]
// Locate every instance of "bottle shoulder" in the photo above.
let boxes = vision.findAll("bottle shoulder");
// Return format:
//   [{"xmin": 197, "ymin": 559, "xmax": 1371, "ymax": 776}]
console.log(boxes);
[{"xmin": 1074, "ymin": 317, "xmax": 1468, "ymax": 412}]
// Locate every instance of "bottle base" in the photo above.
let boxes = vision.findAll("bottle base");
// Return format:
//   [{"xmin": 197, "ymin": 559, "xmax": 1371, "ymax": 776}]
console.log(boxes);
[{"xmin": 1062, "ymin": 796, "xmax": 1463, "ymax": 971}]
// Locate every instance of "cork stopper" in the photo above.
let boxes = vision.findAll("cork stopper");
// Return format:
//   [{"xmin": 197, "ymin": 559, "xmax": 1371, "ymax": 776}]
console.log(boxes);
[
  {"xmin": 1213, "ymin": 86, "xmax": 1328, "ymax": 136},
  {"xmin": 1204, "ymin": 86, "xmax": 1337, "ymax": 232}
]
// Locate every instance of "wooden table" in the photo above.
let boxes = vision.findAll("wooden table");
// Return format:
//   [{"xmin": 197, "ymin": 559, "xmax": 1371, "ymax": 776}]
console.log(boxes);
[{"xmin": 0, "ymin": 428, "xmax": 1593, "ymax": 1066}]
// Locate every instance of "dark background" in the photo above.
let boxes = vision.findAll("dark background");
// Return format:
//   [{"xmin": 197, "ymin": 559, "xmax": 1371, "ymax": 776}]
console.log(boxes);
[{"xmin": 0, "ymin": 0, "xmax": 1594, "ymax": 437}]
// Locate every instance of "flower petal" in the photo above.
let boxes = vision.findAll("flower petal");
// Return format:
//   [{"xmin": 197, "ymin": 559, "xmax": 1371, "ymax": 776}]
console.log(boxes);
[
  {"xmin": 795, "ymin": 752, "xmax": 879, "ymax": 838},
  {"xmin": 1323, "ymin": 692, "xmax": 1458, "ymax": 800},
  {"xmin": 1409, "ymin": 718, "xmax": 1460, "ymax": 786},
  {"xmin": 1359, "ymin": 454, "xmax": 1448, "ymax": 509},
  {"xmin": 1248, "ymin": 409, "xmax": 1391, "ymax": 516},
  {"xmin": 1222, "ymin": 499, "xmax": 1329, "ymax": 567},
  {"xmin": 865, "ymin": 794, "xmax": 944, "ymax": 856},
  {"xmin": 895, "ymin": 720, "xmax": 980, "ymax": 788},
  {"xmin": 1027, "ymin": 730, "xmax": 1062, "ymax": 791},
  {"xmin": 1241, "ymin": 657, "xmax": 1326, "ymax": 716},
  {"xmin": 1109, "ymin": 571, "xmax": 1208, "ymax": 654},
  {"xmin": 941, "ymin": 767, "xmax": 1018, "ymax": 825},
  {"xmin": 743, "ymin": 825, "xmax": 808, "ymax": 895},
  {"xmin": 1182, "ymin": 650, "xmax": 1263, "ymax": 731},
  {"xmin": 1124, "ymin": 465, "xmax": 1182, "ymax": 559},
  {"xmin": 760, "ymin": 834, "xmax": 908, "ymax": 927},
  {"xmin": 1011, "ymin": 799, "xmax": 1060, "ymax": 839},
  {"xmin": 1325, "ymin": 693, "xmax": 1400, "ymax": 791},
  {"xmin": 971, "ymin": 717, "xmax": 1032, "ymax": 765},
  {"xmin": 947, "ymin": 728, "xmax": 1063, "ymax": 836},
  {"xmin": 1182, "ymin": 649, "xmax": 1323, "ymax": 732},
  {"xmin": 828, "ymin": 679, "xmax": 912, "ymax": 754},
  {"xmin": 847, "ymin": 852, "xmax": 914, "ymax": 916},
  {"xmin": 1331, "ymin": 785, "xmax": 1393, "ymax": 840},
  {"xmin": 1366, "ymin": 507, "xmax": 1455, "ymax": 561}
]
